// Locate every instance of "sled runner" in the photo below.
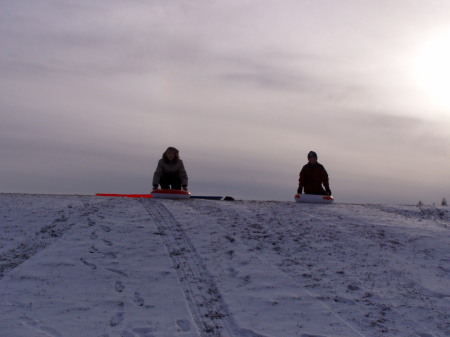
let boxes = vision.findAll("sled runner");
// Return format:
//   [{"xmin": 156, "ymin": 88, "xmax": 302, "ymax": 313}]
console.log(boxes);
[
  {"xmin": 294, "ymin": 194, "xmax": 334, "ymax": 204},
  {"xmin": 151, "ymin": 189, "xmax": 191, "ymax": 199},
  {"xmin": 96, "ymin": 193, "xmax": 152, "ymax": 198}
]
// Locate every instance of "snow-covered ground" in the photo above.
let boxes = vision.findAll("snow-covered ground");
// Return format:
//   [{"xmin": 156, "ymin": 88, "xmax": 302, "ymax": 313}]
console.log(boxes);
[{"xmin": 0, "ymin": 193, "xmax": 449, "ymax": 337}]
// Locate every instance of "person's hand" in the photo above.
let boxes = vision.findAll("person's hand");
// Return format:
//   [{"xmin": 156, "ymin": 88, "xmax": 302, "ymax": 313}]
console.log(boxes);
[
  {"xmin": 325, "ymin": 188, "xmax": 332, "ymax": 196},
  {"xmin": 297, "ymin": 187, "xmax": 302, "ymax": 194}
]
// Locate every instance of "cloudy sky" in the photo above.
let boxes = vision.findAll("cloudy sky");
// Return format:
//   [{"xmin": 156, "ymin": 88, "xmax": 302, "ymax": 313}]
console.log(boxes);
[{"xmin": 1, "ymin": 0, "xmax": 449, "ymax": 204}]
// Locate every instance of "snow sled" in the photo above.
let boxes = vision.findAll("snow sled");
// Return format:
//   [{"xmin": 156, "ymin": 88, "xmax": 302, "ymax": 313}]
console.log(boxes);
[
  {"xmin": 96, "ymin": 193, "xmax": 152, "ymax": 198},
  {"xmin": 151, "ymin": 189, "xmax": 190, "ymax": 199},
  {"xmin": 190, "ymin": 195, "xmax": 235, "ymax": 201},
  {"xmin": 294, "ymin": 194, "xmax": 334, "ymax": 204}
]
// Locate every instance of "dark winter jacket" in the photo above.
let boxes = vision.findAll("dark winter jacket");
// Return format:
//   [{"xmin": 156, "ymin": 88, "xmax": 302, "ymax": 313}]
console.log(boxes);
[
  {"xmin": 299, "ymin": 162, "xmax": 329, "ymax": 195},
  {"xmin": 152, "ymin": 158, "xmax": 188, "ymax": 187}
]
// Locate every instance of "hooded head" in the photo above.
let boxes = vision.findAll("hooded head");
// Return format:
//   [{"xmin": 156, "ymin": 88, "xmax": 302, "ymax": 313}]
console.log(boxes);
[
  {"xmin": 307, "ymin": 151, "xmax": 317, "ymax": 160},
  {"xmin": 163, "ymin": 147, "xmax": 180, "ymax": 162}
]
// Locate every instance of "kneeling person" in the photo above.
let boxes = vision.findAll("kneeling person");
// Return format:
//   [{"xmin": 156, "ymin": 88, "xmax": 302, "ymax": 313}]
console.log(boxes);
[
  {"xmin": 298, "ymin": 151, "xmax": 332, "ymax": 196},
  {"xmin": 152, "ymin": 147, "xmax": 188, "ymax": 191}
]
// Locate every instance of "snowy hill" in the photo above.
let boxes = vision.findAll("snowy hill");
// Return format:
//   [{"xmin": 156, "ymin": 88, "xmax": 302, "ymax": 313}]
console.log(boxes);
[{"xmin": 0, "ymin": 194, "xmax": 449, "ymax": 337}]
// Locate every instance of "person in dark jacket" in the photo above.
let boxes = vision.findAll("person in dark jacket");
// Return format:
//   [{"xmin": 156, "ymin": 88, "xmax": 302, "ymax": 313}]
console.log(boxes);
[
  {"xmin": 297, "ymin": 151, "xmax": 332, "ymax": 196},
  {"xmin": 152, "ymin": 147, "xmax": 188, "ymax": 190}
]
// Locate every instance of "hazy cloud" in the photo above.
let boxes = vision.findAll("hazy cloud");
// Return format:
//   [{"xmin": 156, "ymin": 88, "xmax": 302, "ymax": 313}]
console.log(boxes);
[{"xmin": 1, "ymin": 0, "xmax": 449, "ymax": 204}]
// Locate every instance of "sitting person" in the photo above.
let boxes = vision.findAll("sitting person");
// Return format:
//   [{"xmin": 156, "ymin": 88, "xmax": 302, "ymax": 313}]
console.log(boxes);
[
  {"xmin": 298, "ymin": 151, "xmax": 332, "ymax": 196},
  {"xmin": 152, "ymin": 147, "xmax": 188, "ymax": 190}
]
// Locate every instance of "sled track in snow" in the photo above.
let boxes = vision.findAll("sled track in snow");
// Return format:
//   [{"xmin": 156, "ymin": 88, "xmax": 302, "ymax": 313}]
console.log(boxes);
[
  {"xmin": 141, "ymin": 199, "xmax": 267, "ymax": 337},
  {"xmin": 0, "ymin": 206, "xmax": 81, "ymax": 280}
]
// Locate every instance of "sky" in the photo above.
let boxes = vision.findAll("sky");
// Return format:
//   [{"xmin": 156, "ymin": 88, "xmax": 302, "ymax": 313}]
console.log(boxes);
[{"xmin": 1, "ymin": 0, "xmax": 449, "ymax": 204}]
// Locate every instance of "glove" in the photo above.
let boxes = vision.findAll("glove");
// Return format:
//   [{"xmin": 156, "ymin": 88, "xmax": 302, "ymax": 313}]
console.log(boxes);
[
  {"xmin": 152, "ymin": 185, "xmax": 158, "ymax": 190},
  {"xmin": 325, "ymin": 188, "xmax": 332, "ymax": 196},
  {"xmin": 297, "ymin": 187, "xmax": 303, "ymax": 194},
  {"xmin": 182, "ymin": 185, "xmax": 188, "ymax": 191}
]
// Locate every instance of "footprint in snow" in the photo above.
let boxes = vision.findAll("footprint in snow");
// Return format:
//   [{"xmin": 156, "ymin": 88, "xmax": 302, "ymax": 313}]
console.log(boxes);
[
  {"xmin": 176, "ymin": 319, "xmax": 191, "ymax": 332},
  {"xmin": 88, "ymin": 246, "xmax": 99, "ymax": 253},
  {"xmin": 106, "ymin": 268, "xmax": 128, "ymax": 277},
  {"xmin": 102, "ymin": 239, "xmax": 113, "ymax": 246},
  {"xmin": 110, "ymin": 312, "xmax": 125, "ymax": 326},
  {"xmin": 115, "ymin": 281, "xmax": 125, "ymax": 292},
  {"xmin": 80, "ymin": 257, "xmax": 97, "ymax": 269},
  {"xmin": 101, "ymin": 225, "xmax": 111, "ymax": 232},
  {"xmin": 133, "ymin": 292, "xmax": 145, "ymax": 306},
  {"xmin": 103, "ymin": 251, "xmax": 117, "ymax": 258},
  {"xmin": 132, "ymin": 327, "xmax": 154, "ymax": 335}
]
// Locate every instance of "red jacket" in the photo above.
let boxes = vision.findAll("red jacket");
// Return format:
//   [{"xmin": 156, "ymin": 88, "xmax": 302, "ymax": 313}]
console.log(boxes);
[{"xmin": 299, "ymin": 162, "xmax": 329, "ymax": 194}]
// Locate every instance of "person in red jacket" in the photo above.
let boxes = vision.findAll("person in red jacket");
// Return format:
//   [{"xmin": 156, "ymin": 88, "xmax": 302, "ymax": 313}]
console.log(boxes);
[{"xmin": 298, "ymin": 151, "xmax": 332, "ymax": 196}]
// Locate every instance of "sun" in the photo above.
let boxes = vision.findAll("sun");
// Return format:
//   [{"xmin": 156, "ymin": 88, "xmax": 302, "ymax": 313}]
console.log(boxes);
[{"xmin": 412, "ymin": 28, "xmax": 450, "ymax": 109}]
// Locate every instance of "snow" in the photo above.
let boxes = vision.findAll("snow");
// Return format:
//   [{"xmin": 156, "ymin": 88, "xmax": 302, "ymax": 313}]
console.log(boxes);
[{"xmin": 0, "ymin": 193, "xmax": 449, "ymax": 337}]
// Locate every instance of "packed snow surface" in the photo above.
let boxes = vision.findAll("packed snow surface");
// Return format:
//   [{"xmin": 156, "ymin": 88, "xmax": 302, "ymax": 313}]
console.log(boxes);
[{"xmin": 0, "ymin": 193, "xmax": 449, "ymax": 337}]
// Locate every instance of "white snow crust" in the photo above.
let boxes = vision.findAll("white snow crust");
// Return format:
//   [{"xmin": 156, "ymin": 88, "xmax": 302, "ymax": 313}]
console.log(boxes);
[{"xmin": 0, "ymin": 193, "xmax": 449, "ymax": 337}]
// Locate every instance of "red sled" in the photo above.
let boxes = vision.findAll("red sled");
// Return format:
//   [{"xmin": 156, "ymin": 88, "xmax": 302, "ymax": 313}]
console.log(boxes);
[
  {"xmin": 96, "ymin": 193, "xmax": 152, "ymax": 198},
  {"xmin": 151, "ymin": 189, "xmax": 190, "ymax": 199},
  {"xmin": 294, "ymin": 194, "xmax": 334, "ymax": 204}
]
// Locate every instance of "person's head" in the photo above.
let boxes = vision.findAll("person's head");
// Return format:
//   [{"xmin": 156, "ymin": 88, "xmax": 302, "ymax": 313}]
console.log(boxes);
[
  {"xmin": 163, "ymin": 147, "xmax": 180, "ymax": 161},
  {"xmin": 307, "ymin": 151, "xmax": 317, "ymax": 164}
]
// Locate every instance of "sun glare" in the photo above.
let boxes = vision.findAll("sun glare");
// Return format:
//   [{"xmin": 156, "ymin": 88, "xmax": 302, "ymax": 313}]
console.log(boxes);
[{"xmin": 412, "ymin": 29, "xmax": 450, "ymax": 110}]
